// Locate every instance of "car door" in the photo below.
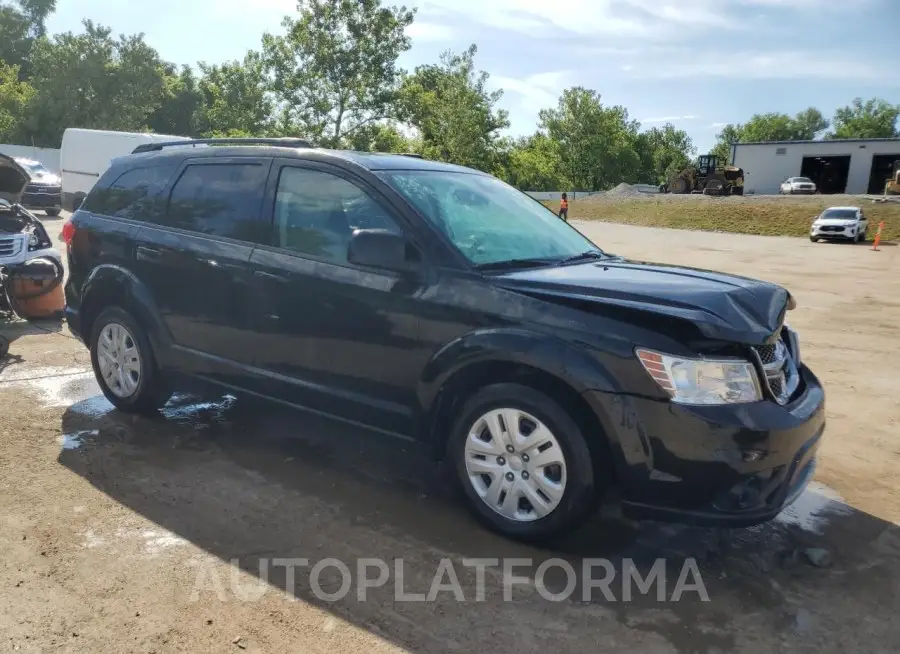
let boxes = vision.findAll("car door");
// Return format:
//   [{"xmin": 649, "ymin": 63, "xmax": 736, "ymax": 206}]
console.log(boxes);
[
  {"xmin": 133, "ymin": 156, "xmax": 272, "ymax": 386},
  {"xmin": 245, "ymin": 160, "xmax": 431, "ymax": 435}
]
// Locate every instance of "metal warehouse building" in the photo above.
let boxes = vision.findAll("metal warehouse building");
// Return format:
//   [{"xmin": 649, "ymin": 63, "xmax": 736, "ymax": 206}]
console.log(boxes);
[{"xmin": 731, "ymin": 138, "xmax": 900, "ymax": 195}]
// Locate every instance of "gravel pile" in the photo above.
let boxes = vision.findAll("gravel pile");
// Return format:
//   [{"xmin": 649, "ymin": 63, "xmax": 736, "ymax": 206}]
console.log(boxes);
[{"xmin": 602, "ymin": 182, "xmax": 645, "ymax": 197}]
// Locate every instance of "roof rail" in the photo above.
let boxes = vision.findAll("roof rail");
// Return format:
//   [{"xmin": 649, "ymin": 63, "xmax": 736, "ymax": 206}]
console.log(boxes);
[
  {"xmin": 398, "ymin": 153, "xmax": 424, "ymax": 159},
  {"xmin": 131, "ymin": 137, "xmax": 314, "ymax": 154}
]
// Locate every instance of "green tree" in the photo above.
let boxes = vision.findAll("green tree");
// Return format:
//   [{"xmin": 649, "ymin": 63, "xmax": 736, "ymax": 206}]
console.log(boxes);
[
  {"xmin": 196, "ymin": 52, "xmax": 273, "ymax": 137},
  {"xmin": 539, "ymin": 87, "xmax": 642, "ymax": 191},
  {"xmin": 23, "ymin": 20, "xmax": 170, "ymax": 147},
  {"xmin": 344, "ymin": 122, "xmax": 411, "ymax": 152},
  {"xmin": 262, "ymin": 0, "xmax": 415, "ymax": 146},
  {"xmin": 0, "ymin": 0, "xmax": 56, "ymax": 78},
  {"xmin": 0, "ymin": 60, "xmax": 33, "ymax": 141},
  {"xmin": 791, "ymin": 107, "xmax": 830, "ymax": 140},
  {"xmin": 397, "ymin": 45, "xmax": 509, "ymax": 172},
  {"xmin": 500, "ymin": 134, "xmax": 567, "ymax": 191},
  {"xmin": 710, "ymin": 124, "xmax": 741, "ymax": 164},
  {"xmin": 148, "ymin": 64, "xmax": 202, "ymax": 137},
  {"xmin": 636, "ymin": 123, "xmax": 695, "ymax": 184},
  {"xmin": 709, "ymin": 108, "xmax": 827, "ymax": 164},
  {"xmin": 828, "ymin": 97, "xmax": 900, "ymax": 139}
]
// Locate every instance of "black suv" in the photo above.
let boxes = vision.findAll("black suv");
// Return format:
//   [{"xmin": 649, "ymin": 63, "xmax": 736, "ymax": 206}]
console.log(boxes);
[{"xmin": 63, "ymin": 138, "xmax": 826, "ymax": 541}]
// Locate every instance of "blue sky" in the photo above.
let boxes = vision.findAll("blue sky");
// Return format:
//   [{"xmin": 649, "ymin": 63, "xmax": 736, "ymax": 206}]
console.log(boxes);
[{"xmin": 47, "ymin": 0, "xmax": 898, "ymax": 152}]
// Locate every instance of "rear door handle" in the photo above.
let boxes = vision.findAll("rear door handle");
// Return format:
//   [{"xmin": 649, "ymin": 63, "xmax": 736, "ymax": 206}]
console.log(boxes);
[{"xmin": 254, "ymin": 270, "xmax": 290, "ymax": 284}]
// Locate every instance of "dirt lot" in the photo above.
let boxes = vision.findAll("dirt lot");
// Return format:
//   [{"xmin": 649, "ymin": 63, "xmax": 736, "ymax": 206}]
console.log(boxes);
[
  {"xmin": 543, "ymin": 192, "xmax": 900, "ymax": 240},
  {"xmin": 2, "ymin": 214, "xmax": 900, "ymax": 653}
]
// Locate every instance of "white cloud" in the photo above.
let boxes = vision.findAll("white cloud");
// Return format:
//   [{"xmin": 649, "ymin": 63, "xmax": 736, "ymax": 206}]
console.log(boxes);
[
  {"xmin": 413, "ymin": 0, "xmax": 741, "ymax": 39},
  {"xmin": 737, "ymin": 0, "xmax": 869, "ymax": 8},
  {"xmin": 406, "ymin": 22, "xmax": 456, "ymax": 41},
  {"xmin": 641, "ymin": 115, "xmax": 699, "ymax": 123},
  {"xmin": 709, "ymin": 122, "xmax": 729, "ymax": 128},
  {"xmin": 634, "ymin": 50, "xmax": 888, "ymax": 82},
  {"xmin": 491, "ymin": 71, "xmax": 571, "ymax": 109}
]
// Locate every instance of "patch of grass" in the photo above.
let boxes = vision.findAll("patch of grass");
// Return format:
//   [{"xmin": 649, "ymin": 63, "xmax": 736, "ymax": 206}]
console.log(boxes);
[{"xmin": 542, "ymin": 197, "xmax": 900, "ymax": 241}]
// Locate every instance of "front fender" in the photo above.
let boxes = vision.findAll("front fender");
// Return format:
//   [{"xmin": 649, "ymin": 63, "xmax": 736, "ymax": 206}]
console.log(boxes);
[
  {"xmin": 417, "ymin": 327, "xmax": 621, "ymax": 412},
  {"xmin": 80, "ymin": 264, "xmax": 173, "ymax": 361}
]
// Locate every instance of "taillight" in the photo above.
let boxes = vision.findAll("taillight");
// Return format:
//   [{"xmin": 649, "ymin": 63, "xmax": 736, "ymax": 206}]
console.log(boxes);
[{"xmin": 61, "ymin": 220, "xmax": 76, "ymax": 246}]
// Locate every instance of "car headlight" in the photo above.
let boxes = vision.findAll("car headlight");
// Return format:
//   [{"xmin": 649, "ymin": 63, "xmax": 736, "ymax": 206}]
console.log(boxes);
[
  {"xmin": 636, "ymin": 348, "xmax": 762, "ymax": 405},
  {"xmin": 28, "ymin": 233, "xmax": 39, "ymax": 248}
]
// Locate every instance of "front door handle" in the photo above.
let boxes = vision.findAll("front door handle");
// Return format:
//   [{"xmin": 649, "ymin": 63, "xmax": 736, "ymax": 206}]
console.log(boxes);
[
  {"xmin": 136, "ymin": 245, "xmax": 162, "ymax": 260},
  {"xmin": 254, "ymin": 270, "xmax": 290, "ymax": 284}
]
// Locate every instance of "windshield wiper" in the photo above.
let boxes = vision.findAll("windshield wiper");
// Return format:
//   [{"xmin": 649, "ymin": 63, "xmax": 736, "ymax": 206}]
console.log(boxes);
[
  {"xmin": 559, "ymin": 250, "xmax": 606, "ymax": 265},
  {"xmin": 474, "ymin": 257, "xmax": 559, "ymax": 272}
]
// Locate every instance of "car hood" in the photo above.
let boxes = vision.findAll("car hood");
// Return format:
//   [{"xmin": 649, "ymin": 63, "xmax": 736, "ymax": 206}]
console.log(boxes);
[
  {"xmin": 28, "ymin": 171, "xmax": 61, "ymax": 185},
  {"xmin": 815, "ymin": 218, "xmax": 857, "ymax": 226},
  {"xmin": 0, "ymin": 153, "xmax": 28, "ymax": 204},
  {"xmin": 495, "ymin": 258, "xmax": 793, "ymax": 345}
]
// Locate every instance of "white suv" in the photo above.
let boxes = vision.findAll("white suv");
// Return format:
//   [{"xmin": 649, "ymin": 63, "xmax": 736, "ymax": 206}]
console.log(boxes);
[
  {"xmin": 780, "ymin": 177, "xmax": 817, "ymax": 195},
  {"xmin": 810, "ymin": 206, "xmax": 868, "ymax": 243}
]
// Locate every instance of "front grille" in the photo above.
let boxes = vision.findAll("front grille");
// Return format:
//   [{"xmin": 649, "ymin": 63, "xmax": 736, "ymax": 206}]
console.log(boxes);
[
  {"xmin": 0, "ymin": 236, "xmax": 22, "ymax": 258},
  {"xmin": 754, "ymin": 342, "xmax": 778, "ymax": 364},
  {"xmin": 24, "ymin": 183, "xmax": 61, "ymax": 194},
  {"xmin": 752, "ymin": 328, "xmax": 799, "ymax": 405}
]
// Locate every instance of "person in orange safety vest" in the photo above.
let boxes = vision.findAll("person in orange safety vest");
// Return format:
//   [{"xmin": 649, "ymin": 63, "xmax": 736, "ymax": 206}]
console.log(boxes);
[{"xmin": 559, "ymin": 193, "xmax": 569, "ymax": 221}]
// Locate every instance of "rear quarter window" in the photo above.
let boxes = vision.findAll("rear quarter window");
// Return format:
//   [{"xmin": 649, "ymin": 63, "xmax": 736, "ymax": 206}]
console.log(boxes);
[{"xmin": 82, "ymin": 164, "xmax": 177, "ymax": 222}]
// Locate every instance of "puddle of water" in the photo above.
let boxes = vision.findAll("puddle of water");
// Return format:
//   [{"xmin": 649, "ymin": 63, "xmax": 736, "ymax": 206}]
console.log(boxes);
[
  {"xmin": 139, "ymin": 529, "xmax": 189, "ymax": 556},
  {"xmin": 59, "ymin": 429, "xmax": 98, "ymax": 450},
  {"xmin": 83, "ymin": 529, "xmax": 106, "ymax": 549},
  {"xmin": 776, "ymin": 481, "xmax": 853, "ymax": 534},
  {"xmin": 161, "ymin": 393, "xmax": 237, "ymax": 422},
  {"xmin": 0, "ymin": 365, "xmax": 95, "ymax": 407},
  {"xmin": 70, "ymin": 395, "xmax": 114, "ymax": 418}
]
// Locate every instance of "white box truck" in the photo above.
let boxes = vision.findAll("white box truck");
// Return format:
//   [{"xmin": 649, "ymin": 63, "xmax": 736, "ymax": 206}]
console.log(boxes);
[{"xmin": 60, "ymin": 129, "xmax": 191, "ymax": 211}]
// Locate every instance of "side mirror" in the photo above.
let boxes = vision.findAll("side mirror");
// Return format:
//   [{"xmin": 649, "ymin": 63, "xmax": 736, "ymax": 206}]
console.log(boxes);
[{"xmin": 347, "ymin": 228, "xmax": 418, "ymax": 274}]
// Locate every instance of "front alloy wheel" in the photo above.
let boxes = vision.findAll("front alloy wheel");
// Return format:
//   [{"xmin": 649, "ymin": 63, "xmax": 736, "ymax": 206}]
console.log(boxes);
[
  {"xmin": 449, "ymin": 383, "xmax": 599, "ymax": 542},
  {"xmin": 464, "ymin": 408, "xmax": 567, "ymax": 522}
]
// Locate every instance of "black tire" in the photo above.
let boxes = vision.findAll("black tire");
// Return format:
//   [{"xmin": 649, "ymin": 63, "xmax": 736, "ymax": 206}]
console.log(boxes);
[
  {"xmin": 671, "ymin": 177, "xmax": 689, "ymax": 194},
  {"xmin": 45, "ymin": 208, "xmax": 60, "ymax": 217},
  {"xmin": 0, "ymin": 335, "xmax": 8, "ymax": 359},
  {"xmin": 810, "ymin": 236, "xmax": 819, "ymax": 242},
  {"xmin": 89, "ymin": 307, "xmax": 171, "ymax": 414},
  {"xmin": 447, "ymin": 383, "xmax": 599, "ymax": 542}
]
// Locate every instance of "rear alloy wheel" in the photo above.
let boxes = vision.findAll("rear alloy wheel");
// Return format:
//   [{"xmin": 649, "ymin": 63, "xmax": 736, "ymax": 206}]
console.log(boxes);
[
  {"xmin": 90, "ymin": 307, "xmax": 171, "ymax": 414},
  {"xmin": 449, "ymin": 383, "xmax": 598, "ymax": 542}
]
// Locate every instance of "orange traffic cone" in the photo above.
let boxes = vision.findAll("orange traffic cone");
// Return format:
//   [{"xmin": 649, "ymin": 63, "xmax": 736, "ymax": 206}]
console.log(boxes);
[{"xmin": 872, "ymin": 221, "xmax": 884, "ymax": 251}]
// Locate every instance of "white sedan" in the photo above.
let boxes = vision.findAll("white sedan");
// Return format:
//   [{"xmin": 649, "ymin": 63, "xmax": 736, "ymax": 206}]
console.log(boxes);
[
  {"xmin": 780, "ymin": 177, "xmax": 817, "ymax": 194},
  {"xmin": 810, "ymin": 206, "xmax": 868, "ymax": 243}
]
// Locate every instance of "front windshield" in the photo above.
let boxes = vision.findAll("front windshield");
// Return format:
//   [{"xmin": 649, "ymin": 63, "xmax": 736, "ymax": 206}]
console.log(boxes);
[
  {"xmin": 794, "ymin": 177, "xmax": 813, "ymax": 183},
  {"xmin": 377, "ymin": 170, "xmax": 600, "ymax": 267},
  {"xmin": 821, "ymin": 209, "xmax": 857, "ymax": 219}
]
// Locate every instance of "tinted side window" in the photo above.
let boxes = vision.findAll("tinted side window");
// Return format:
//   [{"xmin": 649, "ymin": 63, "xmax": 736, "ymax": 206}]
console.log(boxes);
[
  {"xmin": 164, "ymin": 163, "xmax": 268, "ymax": 242},
  {"xmin": 82, "ymin": 165, "xmax": 175, "ymax": 221},
  {"xmin": 274, "ymin": 167, "xmax": 401, "ymax": 263}
]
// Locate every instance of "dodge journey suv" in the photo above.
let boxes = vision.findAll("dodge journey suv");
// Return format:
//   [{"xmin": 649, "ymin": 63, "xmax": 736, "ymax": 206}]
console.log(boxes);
[{"xmin": 63, "ymin": 138, "xmax": 826, "ymax": 541}]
